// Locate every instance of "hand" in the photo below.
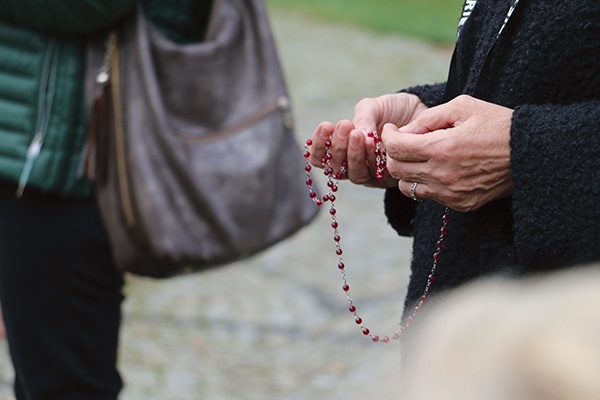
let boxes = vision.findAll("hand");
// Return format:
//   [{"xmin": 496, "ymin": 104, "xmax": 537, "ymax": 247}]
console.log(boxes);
[
  {"xmin": 307, "ymin": 93, "xmax": 428, "ymax": 188},
  {"xmin": 382, "ymin": 95, "xmax": 514, "ymax": 212}
]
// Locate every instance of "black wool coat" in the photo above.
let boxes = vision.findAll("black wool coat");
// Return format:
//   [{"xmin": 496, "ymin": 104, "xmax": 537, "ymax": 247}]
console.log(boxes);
[{"xmin": 386, "ymin": 0, "xmax": 600, "ymax": 309}]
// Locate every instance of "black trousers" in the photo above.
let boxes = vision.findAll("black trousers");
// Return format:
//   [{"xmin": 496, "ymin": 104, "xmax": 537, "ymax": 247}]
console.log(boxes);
[{"xmin": 0, "ymin": 183, "xmax": 125, "ymax": 400}]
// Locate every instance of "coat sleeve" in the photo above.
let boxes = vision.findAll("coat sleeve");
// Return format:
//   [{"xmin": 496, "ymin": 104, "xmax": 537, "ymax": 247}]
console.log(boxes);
[
  {"xmin": 510, "ymin": 100, "xmax": 600, "ymax": 269},
  {"xmin": 384, "ymin": 82, "xmax": 447, "ymax": 237},
  {"xmin": 0, "ymin": 0, "xmax": 135, "ymax": 35},
  {"xmin": 401, "ymin": 82, "xmax": 448, "ymax": 108}
]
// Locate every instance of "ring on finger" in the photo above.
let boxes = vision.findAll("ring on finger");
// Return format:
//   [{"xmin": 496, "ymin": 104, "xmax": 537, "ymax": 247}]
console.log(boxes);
[{"xmin": 410, "ymin": 182, "xmax": 421, "ymax": 202}]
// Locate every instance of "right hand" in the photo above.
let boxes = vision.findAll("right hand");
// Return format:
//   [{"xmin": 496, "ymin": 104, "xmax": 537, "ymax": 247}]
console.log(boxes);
[{"xmin": 307, "ymin": 93, "xmax": 428, "ymax": 188}]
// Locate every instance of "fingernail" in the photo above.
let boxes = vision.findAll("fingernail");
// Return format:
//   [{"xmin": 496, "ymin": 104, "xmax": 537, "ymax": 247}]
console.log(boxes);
[
  {"xmin": 397, "ymin": 124, "xmax": 411, "ymax": 133},
  {"xmin": 349, "ymin": 131, "xmax": 361, "ymax": 147},
  {"xmin": 319, "ymin": 126, "xmax": 333, "ymax": 138}
]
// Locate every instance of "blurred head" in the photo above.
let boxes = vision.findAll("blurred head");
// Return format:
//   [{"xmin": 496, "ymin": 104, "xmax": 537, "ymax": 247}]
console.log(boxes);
[{"xmin": 400, "ymin": 264, "xmax": 600, "ymax": 400}]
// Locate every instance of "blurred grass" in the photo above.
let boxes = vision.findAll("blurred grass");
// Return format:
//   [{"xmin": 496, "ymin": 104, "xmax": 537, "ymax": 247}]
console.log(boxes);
[{"xmin": 265, "ymin": 0, "xmax": 465, "ymax": 43}]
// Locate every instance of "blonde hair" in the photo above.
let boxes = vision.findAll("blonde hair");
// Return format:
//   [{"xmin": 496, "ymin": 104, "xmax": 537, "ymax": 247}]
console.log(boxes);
[{"xmin": 400, "ymin": 265, "xmax": 600, "ymax": 400}]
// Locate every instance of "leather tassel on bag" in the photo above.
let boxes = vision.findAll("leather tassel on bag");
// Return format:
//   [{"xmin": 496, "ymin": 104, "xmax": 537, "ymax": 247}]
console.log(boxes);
[{"xmin": 84, "ymin": 32, "xmax": 116, "ymax": 183}]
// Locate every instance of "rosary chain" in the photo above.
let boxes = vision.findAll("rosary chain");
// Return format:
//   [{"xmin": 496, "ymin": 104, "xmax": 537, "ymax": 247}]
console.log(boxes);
[{"xmin": 303, "ymin": 132, "xmax": 450, "ymax": 343}]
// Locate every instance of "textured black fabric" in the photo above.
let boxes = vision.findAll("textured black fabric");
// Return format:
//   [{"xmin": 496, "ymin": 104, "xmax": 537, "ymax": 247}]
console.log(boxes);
[
  {"xmin": 385, "ymin": 0, "xmax": 600, "ymax": 310},
  {"xmin": 0, "ymin": 182, "xmax": 125, "ymax": 399}
]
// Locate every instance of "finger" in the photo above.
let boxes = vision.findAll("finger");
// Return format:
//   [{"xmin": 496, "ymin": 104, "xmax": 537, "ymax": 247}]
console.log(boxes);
[
  {"xmin": 345, "ymin": 130, "xmax": 374, "ymax": 184},
  {"xmin": 398, "ymin": 179, "xmax": 429, "ymax": 202},
  {"xmin": 381, "ymin": 123, "xmax": 431, "ymax": 162},
  {"xmin": 327, "ymin": 120, "xmax": 354, "ymax": 173},
  {"xmin": 386, "ymin": 157, "xmax": 426, "ymax": 184},
  {"xmin": 398, "ymin": 95, "xmax": 473, "ymax": 134},
  {"xmin": 352, "ymin": 97, "xmax": 382, "ymax": 134},
  {"xmin": 308, "ymin": 122, "xmax": 334, "ymax": 168}
]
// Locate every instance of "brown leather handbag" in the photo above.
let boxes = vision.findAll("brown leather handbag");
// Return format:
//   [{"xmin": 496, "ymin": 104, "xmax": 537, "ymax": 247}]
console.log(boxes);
[{"xmin": 85, "ymin": 0, "xmax": 318, "ymax": 278}]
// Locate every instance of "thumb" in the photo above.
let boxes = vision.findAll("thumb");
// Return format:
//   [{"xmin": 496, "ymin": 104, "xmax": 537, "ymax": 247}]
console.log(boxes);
[
  {"xmin": 398, "ymin": 98, "xmax": 469, "ymax": 134},
  {"xmin": 352, "ymin": 97, "xmax": 384, "ymax": 135}
]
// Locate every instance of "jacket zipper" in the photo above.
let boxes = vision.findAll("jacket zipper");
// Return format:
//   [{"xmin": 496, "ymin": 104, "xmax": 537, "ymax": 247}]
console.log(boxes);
[{"xmin": 16, "ymin": 37, "xmax": 58, "ymax": 198}]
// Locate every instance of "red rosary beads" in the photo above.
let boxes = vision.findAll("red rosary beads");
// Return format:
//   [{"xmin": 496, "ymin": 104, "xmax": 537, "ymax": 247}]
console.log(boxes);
[{"xmin": 303, "ymin": 131, "xmax": 450, "ymax": 342}]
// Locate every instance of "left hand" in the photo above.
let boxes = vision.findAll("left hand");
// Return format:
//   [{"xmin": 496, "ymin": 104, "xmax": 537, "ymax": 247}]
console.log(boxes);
[
  {"xmin": 307, "ymin": 93, "xmax": 427, "ymax": 188},
  {"xmin": 381, "ymin": 95, "xmax": 514, "ymax": 212}
]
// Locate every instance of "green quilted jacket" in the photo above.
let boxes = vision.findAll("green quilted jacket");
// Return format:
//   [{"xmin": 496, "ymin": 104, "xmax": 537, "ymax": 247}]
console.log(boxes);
[{"xmin": 0, "ymin": 0, "xmax": 211, "ymax": 198}]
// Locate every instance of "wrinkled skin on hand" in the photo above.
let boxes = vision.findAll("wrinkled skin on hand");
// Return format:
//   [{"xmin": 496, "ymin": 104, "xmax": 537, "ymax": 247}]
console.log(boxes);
[
  {"xmin": 382, "ymin": 95, "xmax": 514, "ymax": 212},
  {"xmin": 308, "ymin": 94, "xmax": 514, "ymax": 212}
]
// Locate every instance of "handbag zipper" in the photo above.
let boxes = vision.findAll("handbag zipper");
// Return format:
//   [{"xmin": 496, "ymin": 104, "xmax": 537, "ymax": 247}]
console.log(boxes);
[
  {"xmin": 177, "ymin": 94, "xmax": 293, "ymax": 143},
  {"xmin": 16, "ymin": 37, "xmax": 58, "ymax": 198}
]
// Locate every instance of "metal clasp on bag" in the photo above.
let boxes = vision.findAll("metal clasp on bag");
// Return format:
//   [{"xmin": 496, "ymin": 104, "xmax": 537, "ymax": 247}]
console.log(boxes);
[
  {"xmin": 96, "ymin": 32, "xmax": 117, "ymax": 85},
  {"xmin": 277, "ymin": 95, "xmax": 294, "ymax": 130}
]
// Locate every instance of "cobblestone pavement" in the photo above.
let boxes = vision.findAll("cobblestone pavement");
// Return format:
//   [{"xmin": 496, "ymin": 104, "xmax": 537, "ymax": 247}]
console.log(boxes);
[{"xmin": 0, "ymin": 8, "xmax": 452, "ymax": 400}]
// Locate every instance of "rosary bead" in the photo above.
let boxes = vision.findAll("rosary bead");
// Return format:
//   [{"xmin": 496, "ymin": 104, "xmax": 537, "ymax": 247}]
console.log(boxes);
[{"xmin": 349, "ymin": 305, "xmax": 356, "ymax": 313}]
